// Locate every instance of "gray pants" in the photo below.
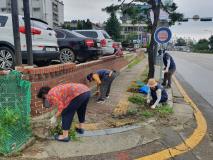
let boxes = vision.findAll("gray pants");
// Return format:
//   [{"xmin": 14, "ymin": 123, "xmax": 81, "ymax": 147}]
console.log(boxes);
[
  {"xmin": 99, "ymin": 72, "xmax": 116, "ymax": 100},
  {"xmin": 162, "ymin": 69, "xmax": 176, "ymax": 87}
]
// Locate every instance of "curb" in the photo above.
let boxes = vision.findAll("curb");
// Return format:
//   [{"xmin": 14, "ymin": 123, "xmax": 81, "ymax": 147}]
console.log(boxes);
[
  {"xmin": 135, "ymin": 76, "xmax": 207, "ymax": 160},
  {"xmin": 77, "ymin": 125, "xmax": 141, "ymax": 137}
]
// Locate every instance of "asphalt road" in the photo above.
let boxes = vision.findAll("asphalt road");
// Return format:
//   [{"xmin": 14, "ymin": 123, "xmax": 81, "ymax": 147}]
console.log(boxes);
[
  {"xmin": 171, "ymin": 51, "xmax": 213, "ymax": 160},
  {"xmin": 171, "ymin": 51, "xmax": 213, "ymax": 106}
]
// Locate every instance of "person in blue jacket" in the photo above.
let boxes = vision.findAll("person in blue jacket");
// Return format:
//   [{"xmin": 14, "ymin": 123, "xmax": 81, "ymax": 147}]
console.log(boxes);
[{"xmin": 87, "ymin": 69, "xmax": 117, "ymax": 103}]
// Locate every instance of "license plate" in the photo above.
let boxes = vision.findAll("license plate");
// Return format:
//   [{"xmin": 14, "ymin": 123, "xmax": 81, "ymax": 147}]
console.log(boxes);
[
  {"xmin": 46, "ymin": 47, "xmax": 56, "ymax": 52},
  {"xmin": 97, "ymin": 43, "xmax": 101, "ymax": 47}
]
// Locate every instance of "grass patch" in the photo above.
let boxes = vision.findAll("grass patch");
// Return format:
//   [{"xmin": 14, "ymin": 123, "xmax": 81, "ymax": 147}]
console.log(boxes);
[
  {"xmin": 142, "ymin": 110, "xmax": 154, "ymax": 118},
  {"xmin": 128, "ymin": 58, "xmax": 141, "ymax": 69},
  {"xmin": 127, "ymin": 53, "xmax": 145, "ymax": 69},
  {"xmin": 128, "ymin": 94, "xmax": 145, "ymax": 105},
  {"xmin": 126, "ymin": 108, "xmax": 138, "ymax": 116},
  {"xmin": 156, "ymin": 105, "xmax": 173, "ymax": 118}
]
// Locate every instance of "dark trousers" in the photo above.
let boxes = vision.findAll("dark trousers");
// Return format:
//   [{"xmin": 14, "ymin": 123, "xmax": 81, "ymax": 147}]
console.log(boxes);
[
  {"xmin": 150, "ymin": 96, "xmax": 168, "ymax": 106},
  {"xmin": 162, "ymin": 69, "xmax": 176, "ymax": 87},
  {"xmin": 99, "ymin": 72, "xmax": 116, "ymax": 100},
  {"xmin": 61, "ymin": 91, "xmax": 91, "ymax": 130}
]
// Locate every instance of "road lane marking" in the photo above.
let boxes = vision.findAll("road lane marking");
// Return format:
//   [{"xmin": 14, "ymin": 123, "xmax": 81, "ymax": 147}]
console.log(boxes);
[{"xmin": 135, "ymin": 76, "xmax": 207, "ymax": 160}]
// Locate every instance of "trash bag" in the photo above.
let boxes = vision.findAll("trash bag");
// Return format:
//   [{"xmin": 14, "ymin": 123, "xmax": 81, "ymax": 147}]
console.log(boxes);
[{"xmin": 139, "ymin": 85, "xmax": 149, "ymax": 95}]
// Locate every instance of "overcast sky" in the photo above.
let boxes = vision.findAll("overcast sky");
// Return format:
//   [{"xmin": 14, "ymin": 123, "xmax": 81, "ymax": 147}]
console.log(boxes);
[{"xmin": 63, "ymin": 0, "xmax": 213, "ymax": 40}]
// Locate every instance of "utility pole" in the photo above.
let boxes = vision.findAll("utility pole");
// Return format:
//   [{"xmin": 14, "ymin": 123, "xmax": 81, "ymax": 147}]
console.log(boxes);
[
  {"xmin": 23, "ymin": 0, "xmax": 33, "ymax": 65},
  {"xmin": 11, "ymin": 0, "xmax": 22, "ymax": 66}
]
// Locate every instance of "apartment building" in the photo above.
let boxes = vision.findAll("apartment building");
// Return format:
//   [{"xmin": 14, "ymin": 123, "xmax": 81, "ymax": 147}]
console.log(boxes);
[{"xmin": 0, "ymin": 0, "xmax": 64, "ymax": 27}]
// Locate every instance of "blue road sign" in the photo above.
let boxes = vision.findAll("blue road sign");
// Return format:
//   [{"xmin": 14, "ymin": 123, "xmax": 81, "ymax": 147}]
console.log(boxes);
[{"xmin": 154, "ymin": 27, "xmax": 172, "ymax": 44}]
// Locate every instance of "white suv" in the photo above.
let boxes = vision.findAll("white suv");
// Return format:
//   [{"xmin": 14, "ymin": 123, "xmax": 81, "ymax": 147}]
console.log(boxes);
[
  {"xmin": 74, "ymin": 30, "xmax": 115, "ymax": 55},
  {"xmin": 0, "ymin": 14, "xmax": 59, "ymax": 69}
]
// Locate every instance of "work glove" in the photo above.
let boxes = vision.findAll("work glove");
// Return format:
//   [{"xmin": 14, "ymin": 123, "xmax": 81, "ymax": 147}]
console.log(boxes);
[
  {"xmin": 151, "ymin": 105, "xmax": 156, "ymax": 109},
  {"xmin": 50, "ymin": 116, "xmax": 57, "ymax": 126},
  {"xmin": 147, "ymin": 99, "xmax": 150, "ymax": 104}
]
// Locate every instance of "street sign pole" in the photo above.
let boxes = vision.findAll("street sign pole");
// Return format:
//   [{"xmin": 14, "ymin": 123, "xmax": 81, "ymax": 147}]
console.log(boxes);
[
  {"xmin": 159, "ymin": 44, "xmax": 163, "ymax": 83},
  {"xmin": 23, "ymin": 0, "xmax": 33, "ymax": 66},
  {"xmin": 11, "ymin": 0, "xmax": 22, "ymax": 66}
]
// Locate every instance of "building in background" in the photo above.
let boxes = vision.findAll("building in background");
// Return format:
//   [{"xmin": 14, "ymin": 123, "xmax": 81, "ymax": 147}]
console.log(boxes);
[
  {"xmin": 120, "ymin": 22, "xmax": 147, "ymax": 41},
  {"xmin": 120, "ymin": 3, "xmax": 150, "ymax": 47},
  {"xmin": 63, "ymin": 20, "xmax": 104, "ymax": 30},
  {"xmin": 0, "ymin": 0, "xmax": 64, "ymax": 27}
]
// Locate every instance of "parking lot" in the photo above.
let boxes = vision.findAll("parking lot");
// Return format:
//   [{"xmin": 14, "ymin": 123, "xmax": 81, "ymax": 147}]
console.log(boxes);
[{"xmin": 0, "ymin": 14, "xmax": 127, "ymax": 70}]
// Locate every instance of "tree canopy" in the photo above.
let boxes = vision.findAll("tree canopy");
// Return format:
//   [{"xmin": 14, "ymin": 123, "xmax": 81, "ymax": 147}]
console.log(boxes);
[
  {"xmin": 175, "ymin": 38, "xmax": 187, "ymax": 46},
  {"xmin": 105, "ymin": 12, "xmax": 121, "ymax": 41},
  {"xmin": 104, "ymin": 0, "xmax": 183, "ymax": 78}
]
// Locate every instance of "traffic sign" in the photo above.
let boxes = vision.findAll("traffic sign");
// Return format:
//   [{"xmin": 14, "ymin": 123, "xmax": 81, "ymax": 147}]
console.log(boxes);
[{"xmin": 154, "ymin": 27, "xmax": 172, "ymax": 44}]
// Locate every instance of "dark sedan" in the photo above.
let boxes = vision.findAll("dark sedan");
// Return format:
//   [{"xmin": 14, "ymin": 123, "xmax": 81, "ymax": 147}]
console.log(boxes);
[{"xmin": 55, "ymin": 29, "xmax": 102, "ymax": 63}]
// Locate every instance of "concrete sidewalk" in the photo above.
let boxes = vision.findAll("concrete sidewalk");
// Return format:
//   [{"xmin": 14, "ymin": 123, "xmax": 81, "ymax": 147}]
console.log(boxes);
[
  {"xmin": 83, "ymin": 54, "xmax": 148, "ymax": 129},
  {"xmin": 10, "ymin": 58, "xmax": 196, "ymax": 160}
]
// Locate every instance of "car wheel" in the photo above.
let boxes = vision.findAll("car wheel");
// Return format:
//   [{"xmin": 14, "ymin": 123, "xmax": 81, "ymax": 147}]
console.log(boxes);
[
  {"xmin": 0, "ymin": 47, "xmax": 15, "ymax": 70},
  {"xmin": 60, "ymin": 48, "xmax": 76, "ymax": 63}
]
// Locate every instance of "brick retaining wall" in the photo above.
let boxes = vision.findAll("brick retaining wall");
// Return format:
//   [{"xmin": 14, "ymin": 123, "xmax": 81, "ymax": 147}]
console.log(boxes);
[{"xmin": 16, "ymin": 55, "xmax": 128, "ymax": 117}]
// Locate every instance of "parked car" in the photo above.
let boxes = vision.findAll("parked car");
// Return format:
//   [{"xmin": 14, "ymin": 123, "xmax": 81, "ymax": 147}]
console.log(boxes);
[
  {"xmin": 74, "ymin": 30, "xmax": 114, "ymax": 56},
  {"xmin": 55, "ymin": 29, "xmax": 102, "ymax": 63},
  {"xmin": 0, "ymin": 14, "xmax": 59, "ymax": 69}
]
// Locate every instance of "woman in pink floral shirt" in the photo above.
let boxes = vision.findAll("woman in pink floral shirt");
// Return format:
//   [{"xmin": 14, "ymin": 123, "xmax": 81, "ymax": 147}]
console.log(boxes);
[{"xmin": 37, "ymin": 83, "xmax": 90, "ymax": 142}]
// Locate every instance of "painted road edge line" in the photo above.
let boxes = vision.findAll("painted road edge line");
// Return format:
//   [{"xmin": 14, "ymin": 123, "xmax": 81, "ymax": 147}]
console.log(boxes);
[{"xmin": 135, "ymin": 76, "xmax": 207, "ymax": 160}]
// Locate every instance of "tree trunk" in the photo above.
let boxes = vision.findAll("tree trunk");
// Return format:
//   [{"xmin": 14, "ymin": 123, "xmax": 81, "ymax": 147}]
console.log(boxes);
[{"xmin": 148, "ymin": 2, "xmax": 160, "ymax": 78}]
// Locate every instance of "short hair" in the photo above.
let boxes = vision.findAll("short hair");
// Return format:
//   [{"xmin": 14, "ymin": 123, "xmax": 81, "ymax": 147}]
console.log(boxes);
[
  {"xmin": 37, "ymin": 86, "xmax": 51, "ymax": 99},
  {"xmin": 87, "ymin": 73, "xmax": 93, "ymax": 82}
]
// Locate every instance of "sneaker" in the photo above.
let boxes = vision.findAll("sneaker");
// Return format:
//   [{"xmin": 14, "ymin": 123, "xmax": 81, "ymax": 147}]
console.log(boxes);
[
  {"xmin": 75, "ymin": 128, "xmax": 85, "ymax": 134},
  {"xmin": 97, "ymin": 99, "xmax": 105, "ymax": 104},
  {"xmin": 106, "ymin": 96, "xmax": 110, "ymax": 99}
]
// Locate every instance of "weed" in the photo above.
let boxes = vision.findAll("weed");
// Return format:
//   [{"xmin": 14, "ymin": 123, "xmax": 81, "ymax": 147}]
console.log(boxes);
[
  {"xmin": 50, "ymin": 121, "xmax": 79, "ymax": 141},
  {"xmin": 0, "ymin": 124, "xmax": 11, "ymax": 150},
  {"xmin": 126, "ymin": 108, "xmax": 138, "ymax": 116},
  {"xmin": 128, "ymin": 94, "xmax": 145, "ymax": 105},
  {"xmin": 142, "ymin": 110, "xmax": 154, "ymax": 118},
  {"xmin": 69, "ymin": 129, "xmax": 78, "ymax": 141},
  {"xmin": 156, "ymin": 105, "xmax": 173, "ymax": 118},
  {"xmin": 0, "ymin": 108, "xmax": 20, "ymax": 126},
  {"xmin": 0, "ymin": 107, "xmax": 21, "ymax": 150}
]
